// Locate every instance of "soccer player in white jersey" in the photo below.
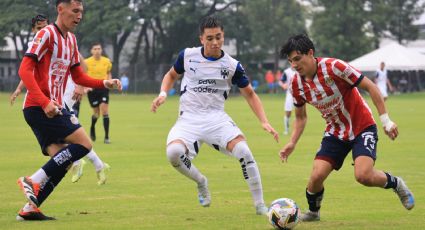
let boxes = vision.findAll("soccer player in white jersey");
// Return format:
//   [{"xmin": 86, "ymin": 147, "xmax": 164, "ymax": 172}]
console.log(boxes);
[
  {"xmin": 278, "ymin": 67, "xmax": 296, "ymax": 135},
  {"xmin": 374, "ymin": 62, "xmax": 394, "ymax": 101},
  {"xmin": 151, "ymin": 16, "xmax": 279, "ymax": 215},
  {"xmin": 16, "ymin": 0, "xmax": 121, "ymax": 220},
  {"xmin": 279, "ymin": 34, "xmax": 414, "ymax": 222}
]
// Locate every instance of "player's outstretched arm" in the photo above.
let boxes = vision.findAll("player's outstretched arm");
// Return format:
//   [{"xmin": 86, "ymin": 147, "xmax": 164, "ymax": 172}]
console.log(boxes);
[
  {"xmin": 240, "ymin": 85, "xmax": 279, "ymax": 142},
  {"xmin": 151, "ymin": 67, "xmax": 180, "ymax": 113},
  {"xmin": 279, "ymin": 105, "xmax": 307, "ymax": 163},
  {"xmin": 10, "ymin": 80, "xmax": 25, "ymax": 106},
  {"xmin": 359, "ymin": 77, "xmax": 398, "ymax": 140}
]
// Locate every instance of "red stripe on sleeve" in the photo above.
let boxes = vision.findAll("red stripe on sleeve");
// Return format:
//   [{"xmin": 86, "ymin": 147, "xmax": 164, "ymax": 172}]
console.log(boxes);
[
  {"xmin": 70, "ymin": 65, "xmax": 105, "ymax": 88},
  {"xmin": 18, "ymin": 57, "xmax": 50, "ymax": 108}
]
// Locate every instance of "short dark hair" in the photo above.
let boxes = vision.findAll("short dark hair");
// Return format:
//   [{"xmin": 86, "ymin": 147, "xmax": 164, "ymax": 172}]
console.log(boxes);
[
  {"xmin": 280, "ymin": 34, "xmax": 315, "ymax": 58},
  {"xmin": 199, "ymin": 16, "xmax": 223, "ymax": 35},
  {"xmin": 56, "ymin": 0, "xmax": 82, "ymax": 7},
  {"xmin": 91, "ymin": 42, "xmax": 102, "ymax": 48},
  {"xmin": 31, "ymin": 14, "xmax": 48, "ymax": 28}
]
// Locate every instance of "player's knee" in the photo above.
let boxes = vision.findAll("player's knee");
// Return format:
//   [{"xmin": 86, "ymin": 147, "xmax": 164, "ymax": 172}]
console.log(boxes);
[
  {"xmin": 232, "ymin": 141, "xmax": 254, "ymax": 162},
  {"xmin": 166, "ymin": 143, "xmax": 186, "ymax": 166},
  {"xmin": 355, "ymin": 172, "xmax": 373, "ymax": 186}
]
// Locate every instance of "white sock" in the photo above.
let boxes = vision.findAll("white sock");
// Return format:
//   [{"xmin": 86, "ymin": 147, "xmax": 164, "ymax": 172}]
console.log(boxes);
[
  {"xmin": 30, "ymin": 168, "xmax": 48, "ymax": 184},
  {"xmin": 22, "ymin": 203, "xmax": 36, "ymax": 212},
  {"xmin": 166, "ymin": 143, "xmax": 204, "ymax": 184},
  {"xmin": 86, "ymin": 149, "xmax": 104, "ymax": 172},
  {"xmin": 232, "ymin": 141, "xmax": 264, "ymax": 206},
  {"xmin": 73, "ymin": 159, "xmax": 81, "ymax": 167},
  {"xmin": 284, "ymin": 115, "xmax": 290, "ymax": 132}
]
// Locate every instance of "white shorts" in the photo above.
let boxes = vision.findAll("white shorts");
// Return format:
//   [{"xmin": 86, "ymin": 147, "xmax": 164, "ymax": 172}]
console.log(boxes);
[
  {"xmin": 167, "ymin": 111, "xmax": 243, "ymax": 159},
  {"xmin": 284, "ymin": 93, "xmax": 293, "ymax": 112},
  {"xmin": 378, "ymin": 85, "xmax": 388, "ymax": 98}
]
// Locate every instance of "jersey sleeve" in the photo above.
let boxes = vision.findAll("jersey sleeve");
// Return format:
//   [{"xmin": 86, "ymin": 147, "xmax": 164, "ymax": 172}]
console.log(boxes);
[
  {"xmin": 25, "ymin": 29, "xmax": 50, "ymax": 61},
  {"xmin": 289, "ymin": 76, "xmax": 305, "ymax": 107},
  {"xmin": 232, "ymin": 62, "xmax": 249, "ymax": 88},
  {"xmin": 107, "ymin": 58, "xmax": 112, "ymax": 72},
  {"xmin": 332, "ymin": 59, "xmax": 364, "ymax": 87},
  {"xmin": 281, "ymin": 72, "xmax": 288, "ymax": 82},
  {"xmin": 173, "ymin": 49, "xmax": 185, "ymax": 74}
]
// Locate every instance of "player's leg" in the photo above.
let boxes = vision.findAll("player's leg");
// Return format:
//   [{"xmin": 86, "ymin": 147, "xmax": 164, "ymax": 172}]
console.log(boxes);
[
  {"xmin": 90, "ymin": 106, "xmax": 99, "ymax": 141},
  {"xmin": 100, "ymin": 102, "xmax": 110, "ymax": 144},
  {"xmin": 301, "ymin": 134, "xmax": 351, "ymax": 222},
  {"xmin": 352, "ymin": 125, "xmax": 414, "ymax": 210},
  {"xmin": 84, "ymin": 148, "xmax": 110, "ymax": 185},
  {"xmin": 166, "ymin": 139, "xmax": 209, "ymax": 206},
  {"xmin": 283, "ymin": 95, "xmax": 293, "ymax": 135},
  {"xmin": 284, "ymin": 110, "xmax": 291, "ymax": 135},
  {"xmin": 227, "ymin": 135, "xmax": 267, "ymax": 215}
]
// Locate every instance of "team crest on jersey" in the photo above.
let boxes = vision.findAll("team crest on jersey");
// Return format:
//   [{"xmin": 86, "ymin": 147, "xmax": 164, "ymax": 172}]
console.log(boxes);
[
  {"xmin": 325, "ymin": 76, "xmax": 334, "ymax": 87},
  {"xmin": 221, "ymin": 67, "xmax": 229, "ymax": 79}
]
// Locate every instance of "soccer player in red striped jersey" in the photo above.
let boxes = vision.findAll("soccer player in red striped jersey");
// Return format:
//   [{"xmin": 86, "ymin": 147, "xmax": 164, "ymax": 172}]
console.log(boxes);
[
  {"xmin": 279, "ymin": 34, "xmax": 414, "ymax": 222},
  {"xmin": 16, "ymin": 0, "xmax": 121, "ymax": 221}
]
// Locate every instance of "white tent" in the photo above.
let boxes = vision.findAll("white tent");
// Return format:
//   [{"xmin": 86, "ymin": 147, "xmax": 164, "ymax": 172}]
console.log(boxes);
[{"xmin": 349, "ymin": 42, "xmax": 425, "ymax": 71}]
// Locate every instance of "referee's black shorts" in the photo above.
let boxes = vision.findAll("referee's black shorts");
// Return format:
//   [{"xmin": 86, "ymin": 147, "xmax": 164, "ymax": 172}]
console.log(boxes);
[{"xmin": 87, "ymin": 88, "xmax": 109, "ymax": 108}]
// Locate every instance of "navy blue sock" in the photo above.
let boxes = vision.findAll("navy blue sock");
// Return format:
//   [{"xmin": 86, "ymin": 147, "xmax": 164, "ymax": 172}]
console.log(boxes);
[
  {"xmin": 384, "ymin": 172, "xmax": 398, "ymax": 189},
  {"xmin": 306, "ymin": 188, "xmax": 324, "ymax": 212},
  {"xmin": 37, "ymin": 172, "xmax": 66, "ymax": 206},
  {"xmin": 41, "ymin": 144, "xmax": 90, "ymax": 177}
]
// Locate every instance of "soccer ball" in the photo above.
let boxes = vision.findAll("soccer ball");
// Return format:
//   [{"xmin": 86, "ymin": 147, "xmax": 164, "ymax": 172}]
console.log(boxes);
[{"xmin": 267, "ymin": 198, "xmax": 300, "ymax": 230}]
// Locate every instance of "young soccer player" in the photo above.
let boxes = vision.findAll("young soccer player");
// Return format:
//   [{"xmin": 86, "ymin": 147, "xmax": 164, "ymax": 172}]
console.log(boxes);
[
  {"xmin": 278, "ymin": 67, "xmax": 296, "ymax": 135},
  {"xmin": 10, "ymin": 13, "xmax": 110, "ymax": 186},
  {"xmin": 151, "ymin": 16, "xmax": 279, "ymax": 215},
  {"xmin": 279, "ymin": 34, "xmax": 414, "ymax": 222},
  {"xmin": 16, "ymin": 0, "xmax": 121, "ymax": 220}
]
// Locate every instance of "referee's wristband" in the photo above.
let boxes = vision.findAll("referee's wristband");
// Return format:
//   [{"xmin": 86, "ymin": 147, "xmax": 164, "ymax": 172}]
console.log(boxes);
[
  {"xmin": 379, "ymin": 113, "xmax": 394, "ymax": 132},
  {"xmin": 159, "ymin": 91, "xmax": 167, "ymax": 98}
]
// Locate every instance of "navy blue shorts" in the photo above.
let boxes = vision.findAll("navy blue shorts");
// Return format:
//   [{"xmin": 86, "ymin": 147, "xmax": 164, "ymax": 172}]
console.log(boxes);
[
  {"xmin": 315, "ymin": 125, "xmax": 378, "ymax": 170},
  {"xmin": 23, "ymin": 106, "xmax": 81, "ymax": 156}
]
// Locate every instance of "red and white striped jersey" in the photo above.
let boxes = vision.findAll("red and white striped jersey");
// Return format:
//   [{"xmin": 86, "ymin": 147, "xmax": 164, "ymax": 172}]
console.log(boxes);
[
  {"xmin": 23, "ymin": 24, "xmax": 80, "ymax": 108},
  {"xmin": 290, "ymin": 57, "xmax": 376, "ymax": 141}
]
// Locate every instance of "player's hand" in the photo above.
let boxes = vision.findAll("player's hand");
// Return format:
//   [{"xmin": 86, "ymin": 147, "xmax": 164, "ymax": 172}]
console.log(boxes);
[
  {"xmin": 151, "ymin": 95, "xmax": 166, "ymax": 113},
  {"xmin": 384, "ymin": 122, "xmax": 398, "ymax": 140},
  {"xmin": 104, "ymin": 79, "xmax": 122, "ymax": 91},
  {"xmin": 279, "ymin": 142, "xmax": 295, "ymax": 163},
  {"xmin": 262, "ymin": 122, "xmax": 279, "ymax": 142},
  {"xmin": 43, "ymin": 100, "xmax": 62, "ymax": 118},
  {"xmin": 72, "ymin": 85, "xmax": 84, "ymax": 102},
  {"xmin": 10, "ymin": 89, "xmax": 21, "ymax": 106}
]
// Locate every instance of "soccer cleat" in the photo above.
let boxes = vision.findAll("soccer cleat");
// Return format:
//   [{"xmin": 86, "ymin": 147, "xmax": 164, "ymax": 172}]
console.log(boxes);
[
  {"xmin": 300, "ymin": 210, "xmax": 320, "ymax": 222},
  {"xmin": 255, "ymin": 203, "xmax": 268, "ymax": 215},
  {"xmin": 394, "ymin": 177, "xmax": 415, "ymax": 210},
  {"xmin": 283, "ymin": 131, "xmax": 289, "ymax": 135},
  {"xmin": 197, "ymin": 177, "xmax": 211, "ymax": 207},
  {"xmin": 17, "ymin": 177, "xmax": 40, "ymax": 208},
  {"xmin": 16, "ymin": 205, "xmax": 56, "ymax": 221},
  {"xmin": 97, "ymin": 163, "xmax": 110, "ymax": 185},
  {"xmin": 90, "ymin": 126, "xmax": 96, "ymax": 141},
  {"xmin": 70, "ymin": 160, "xmax": 86, "ymax": 183},
  {"xmin": 104, "ymin": 138, "xmax": 111, "ymax": 144}
]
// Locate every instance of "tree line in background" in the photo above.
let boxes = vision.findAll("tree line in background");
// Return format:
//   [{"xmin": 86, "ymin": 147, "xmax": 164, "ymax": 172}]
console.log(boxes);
[{"xmin": 0, "ymin": 0, "xmax": 423, "ymax": 90}]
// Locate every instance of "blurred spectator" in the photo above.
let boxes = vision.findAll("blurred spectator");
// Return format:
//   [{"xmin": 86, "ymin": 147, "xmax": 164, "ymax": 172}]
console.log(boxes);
[
  {"xmin": 120, "ymin": 73, "xmax": 129, "ymax": 94},
  {"xmin": 265, "ymin": 70, "xmax": 275, "ymax": 93}
]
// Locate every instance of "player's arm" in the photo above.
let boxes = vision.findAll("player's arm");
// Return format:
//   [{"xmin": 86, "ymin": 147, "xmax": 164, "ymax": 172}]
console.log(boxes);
[
  {"xmin": 279, "ymin": 104, "xmax": 307, "ymax": 162},
  {"xmin": 278, "ymin": 73, "xmax": 288, "ymax": 90},
  {"xmin": 240, "ymin": 85, "xmax": 279, "ymax": 142},
  {"xmin": 358, "ymin": 76, "xmax": 398, "ymax": 140},
  {"xmin": 151, "ymin": 67, "xmax": 180, "ymax": 113},
  {"xmin": 70, "ymin": 65, "xmax": 121, "ymax": 91},
  {"xmin": 10, "ymin": 80, "xmax": 25, "ymax": 105}
]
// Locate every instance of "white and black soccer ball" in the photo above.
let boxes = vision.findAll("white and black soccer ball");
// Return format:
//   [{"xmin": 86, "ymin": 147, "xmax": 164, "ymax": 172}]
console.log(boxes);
[{"xmin": 267, "ymin": 198, "xmax": 300, "ymax": 230}]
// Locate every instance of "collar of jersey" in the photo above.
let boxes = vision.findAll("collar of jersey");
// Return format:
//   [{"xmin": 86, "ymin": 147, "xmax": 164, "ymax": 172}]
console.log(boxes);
[
  {"xmin": 201, "ymin": 47, "xmax": 224, "ymax": 61},
  {"xmin": 53, "ymin": 23, "xmax": 66, "ymax": 39}
]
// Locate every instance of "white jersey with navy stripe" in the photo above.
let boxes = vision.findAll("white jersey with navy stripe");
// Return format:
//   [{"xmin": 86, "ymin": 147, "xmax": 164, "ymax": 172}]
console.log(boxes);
[{"xmin": 176, "ymin": 47, "xmax": 242, "ymax": 114}]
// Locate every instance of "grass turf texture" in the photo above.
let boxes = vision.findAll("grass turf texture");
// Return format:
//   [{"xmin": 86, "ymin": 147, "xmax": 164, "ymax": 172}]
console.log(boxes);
[{"xmin": 0, "ymin": 92, "xmax": 424, "ymax": 229}]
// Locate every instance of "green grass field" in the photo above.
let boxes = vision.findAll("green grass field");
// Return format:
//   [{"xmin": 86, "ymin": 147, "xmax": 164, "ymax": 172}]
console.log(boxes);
[{"xmin": 0, "ymin": 92, "xmax": 424, "ymax": 230}]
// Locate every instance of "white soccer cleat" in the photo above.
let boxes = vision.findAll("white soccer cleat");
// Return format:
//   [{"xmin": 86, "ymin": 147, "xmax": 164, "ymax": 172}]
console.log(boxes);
[
  {"xmin": 394, "ymin": 177, "xmax": 415, "ymax": 210},
  {"xmin": 197, "ymin": 177, "xmax": 211, "ymax": 207},
  {"xmin": 71, "ymin": 160, "xmax": 86, "ymax": 183},
  {"xmin": 255, "ymin": 203, "xmax": 268, "ymax": 215},
  {"xmin": 300, "ymin": 210, "xmax": 320, "ymax": 222},
  {"xmin": 97, "ymin": 163, "xmax": 110, "ymax": 185}
]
